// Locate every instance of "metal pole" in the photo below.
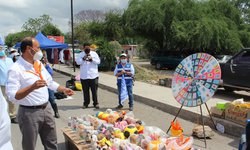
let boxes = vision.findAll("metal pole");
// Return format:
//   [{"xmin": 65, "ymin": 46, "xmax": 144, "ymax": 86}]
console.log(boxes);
[
  {"xmin": 200, "ymin": 105, "xmax": 207, "ymax": 148},
  {"xmin": 71, "ymin": 0, "xmax": 75, "ymax": 72},
  {"xmin": 166, "ymin": 104, "xmax": 184, "ymax": 134},
  {"xmin": 205, "ymin": 103, "xmax": 217, "ymax": 129}
]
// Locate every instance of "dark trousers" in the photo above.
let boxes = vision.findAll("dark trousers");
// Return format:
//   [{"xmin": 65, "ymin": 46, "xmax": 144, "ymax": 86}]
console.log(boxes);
[
  {"xmin": 81, "ymin": 77, "xmax": 99, "ymax": 106},
  {"xmin": 18, "ymin": 104, "xmax": 57, "ymax": 150}
]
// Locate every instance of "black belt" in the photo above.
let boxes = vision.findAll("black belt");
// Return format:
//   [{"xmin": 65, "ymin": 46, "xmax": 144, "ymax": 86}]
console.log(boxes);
[{"xmin": 20, "ymin": 102, "xmax": 48, "ymax": 109}]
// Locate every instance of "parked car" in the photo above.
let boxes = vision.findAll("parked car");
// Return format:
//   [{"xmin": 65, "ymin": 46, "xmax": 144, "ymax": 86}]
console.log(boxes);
[
  {"xmin": 150, "ymin": 50, "xmax": 191, "ymax": 70},
  {"xmin": 215, "ymin": 55, "xmax": 232, "ymax": 63},
  {"xmin": 220, "ymin": 48, "xmax": 250, "ymax": 91}
]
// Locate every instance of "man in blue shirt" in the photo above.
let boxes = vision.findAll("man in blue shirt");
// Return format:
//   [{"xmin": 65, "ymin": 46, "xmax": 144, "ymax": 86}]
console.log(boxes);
[
  {"xmin": 0, "ymin": 45, "xmax": 17, "ymax": 123},
  {"xmin": 114, "ymin": 53, "xmax": 135, "ymax": 111}
]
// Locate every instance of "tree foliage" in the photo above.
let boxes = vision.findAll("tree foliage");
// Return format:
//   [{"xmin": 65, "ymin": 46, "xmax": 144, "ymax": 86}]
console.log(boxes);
[
  {"xmin": 5, "ymin": 31, "xmax": 35, "ymax": 47},
  {"xmin": 42, "ymin": 23, "xmax": 62, "ymax": 36},
  {"xmin": 22, "ymin": 14, "xmax": 62, "ymax": 36},
  {"xmin": 123, "ymin": 0, "xmax": 250, "ymax": 54}
]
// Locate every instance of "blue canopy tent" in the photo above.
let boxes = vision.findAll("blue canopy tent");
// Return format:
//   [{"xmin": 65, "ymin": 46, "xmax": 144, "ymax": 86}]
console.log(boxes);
[
  {"xmin": 35, "ymin": 32, "xmax": 68, "ymax": 49},
  {"xmin": 14, "ymin": 32, "xmax": 68, "ymax": 49}
]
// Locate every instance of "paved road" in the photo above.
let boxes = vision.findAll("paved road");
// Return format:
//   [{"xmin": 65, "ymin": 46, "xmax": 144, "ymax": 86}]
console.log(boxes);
[{"xmin": 11, "ymin": 72, "xmax": 239, "ymax": 150}]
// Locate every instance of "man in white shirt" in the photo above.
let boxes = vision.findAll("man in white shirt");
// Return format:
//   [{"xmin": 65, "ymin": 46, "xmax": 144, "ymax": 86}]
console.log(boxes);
[
  {"xmin": 0, "ymin": 88, "xmax": 13, "ymax": 150},
  {"xmin": 6, "ymin": 37, "xmax": 74, "ymax": 150},
  {"xmin": 76, "ymin": 43, "xmax": 100, "ymax": 109}
]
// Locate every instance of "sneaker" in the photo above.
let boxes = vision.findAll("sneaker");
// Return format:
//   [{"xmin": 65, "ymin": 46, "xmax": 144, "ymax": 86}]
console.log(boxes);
[
  {"xmin": 116, "ymin": 105, "xmax": 123, "ymax": 109},
  {"xmin": 83, "ymin": 105, "xmax": 88, "ymax": 109},
  {"xmin": 129, "ymin": 107, "xmax": 133, "ymax": 111},
  {"xmin": 11, "ymin": 117, "xmax": 18, "ymax": 124},
  {"xmin": 94, "ymin": 104, "xmax": 100, "ymax": 109}
]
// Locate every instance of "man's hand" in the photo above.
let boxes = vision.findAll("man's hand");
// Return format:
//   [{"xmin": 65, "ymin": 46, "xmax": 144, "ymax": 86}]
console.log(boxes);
[
  {"xmin": 62, "ymin": 88, "xmax": 75, "ymax": 96},
  {"xmin": 83, "ymin": 55, "xmax": 88, "ymax": 60},
  {"xmin": 88, "ymin": 56, "xmax": 93, "ymax": 61},
  {"xmin": 121, "ymin": 70, "xmax": 126, "ymax": 74},
  {"xmin": 32, "ymin": 80, "xmax": 47, "ymax": 89}
]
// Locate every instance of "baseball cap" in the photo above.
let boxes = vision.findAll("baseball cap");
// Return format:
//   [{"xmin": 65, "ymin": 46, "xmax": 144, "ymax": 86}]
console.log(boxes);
[{"xmin": 119, "ymin": 53, "xmax": 127, "ymax": 57}]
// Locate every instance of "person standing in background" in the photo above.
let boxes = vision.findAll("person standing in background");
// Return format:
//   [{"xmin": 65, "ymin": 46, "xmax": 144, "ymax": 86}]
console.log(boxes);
[
  {"xmin": 63, "ymin": 49, "xmax": 70, "ymax": 65},
  {"xmin": 41, "ymin": 53, "xmax": 60, "ymax": 118},
  {"xmin": 76, "ymin": 42, "xmax": 100, "ymax": 109},
  {"xmin": 0, "ymin": 88, "xmax": 13, "ymax": 150},
  {"xmin": 0, "ymin": 45, "xmax": 18, "ymax": 124},
  {"xmin": 114, "ymin": 53, "xmax": 135, "ymax": 111}
]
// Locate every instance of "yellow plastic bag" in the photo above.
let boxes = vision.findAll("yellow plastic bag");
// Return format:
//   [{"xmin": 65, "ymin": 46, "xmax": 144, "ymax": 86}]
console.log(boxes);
[{"xmin": 75, "ymin": 81, "xmax": 82, "ymax": 91}]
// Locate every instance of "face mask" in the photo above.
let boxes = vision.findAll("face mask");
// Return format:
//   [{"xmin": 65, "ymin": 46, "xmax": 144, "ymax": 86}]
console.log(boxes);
[
  {"xmin": 121, "ymin": 59, "xmax": 127, "ymax": 64},
  {"xmin": 0, "ymin": 50, "xmax": 5, "ymax": 56},
  {"xmin": 85, "ymin": 48, "xmax": 90, "ymax": 54},
  {"xmin": 33, "ymin": 50, "xmax": 43, "ymax": 61}
]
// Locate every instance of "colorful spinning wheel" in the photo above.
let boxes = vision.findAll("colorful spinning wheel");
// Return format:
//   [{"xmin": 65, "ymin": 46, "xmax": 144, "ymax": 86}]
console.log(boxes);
[{"xmin": 172, "ymin": 53, "xmax": 221, "ymax": 107}]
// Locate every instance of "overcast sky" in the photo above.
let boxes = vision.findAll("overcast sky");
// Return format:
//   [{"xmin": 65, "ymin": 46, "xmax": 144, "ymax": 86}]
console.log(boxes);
[{"xmin": 0, "ymin": 0, "xmax": 129, "ymax": 40}]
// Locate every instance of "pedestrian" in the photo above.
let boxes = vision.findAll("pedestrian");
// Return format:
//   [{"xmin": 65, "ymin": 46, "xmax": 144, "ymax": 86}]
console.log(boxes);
[
  {"xmin": 0, "ymin": 88, "xmax": 13, "ymax": 150},
  {"xmin": 63, "ymin": 49, "xmax": 70, "ymax": 65},
  {"xmin": 0, "ymin": 46, "xmax": 18, "ymax": 124},
  {"xmin": 114, "ymin": 53, "xmax": 135, "ymax": 111},
  {"xmin": 6, "ymin": 37, "xmax": 74, "ymax": 150},
  {"xmin": 41, "ymin": 54, "xmax": 60, "ymax": 118},
  {"xmin": 76, "ymin": 42, "xmax": 100, "ymax": 109}
]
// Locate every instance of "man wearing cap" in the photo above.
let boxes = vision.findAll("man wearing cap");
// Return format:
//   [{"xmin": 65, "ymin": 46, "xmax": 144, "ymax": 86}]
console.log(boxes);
[
  {"xmin": 0, "ymin": 45, "xmax": 18, "ymax": 124},
  {"xmin": 76, "ymin": 42, "xmax": 100, "ymax": 109},
  {"xmin": 6, "ymin": 37, "xmax": 74, "ymax": 150},
  {"xmin": 114, "ymin": 53, "xmax": 135, "ymax": 111}
]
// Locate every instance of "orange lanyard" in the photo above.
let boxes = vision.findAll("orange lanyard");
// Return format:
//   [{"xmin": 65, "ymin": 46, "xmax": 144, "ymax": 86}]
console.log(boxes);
[{"xmin": 25, "ymin": 61, "xmax": 44, "ymax": 80}]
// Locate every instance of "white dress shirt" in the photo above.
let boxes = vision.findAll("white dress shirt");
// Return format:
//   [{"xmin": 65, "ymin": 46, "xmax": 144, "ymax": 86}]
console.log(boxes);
[
  {"xmin": 76, "ymin": 51, "xmax": 100, "ymax": 80},
  {"xmin": 6, "ymin": 57, "xmax": 59, "ymax": 106},
  {"xmin": 0, "ymin": 89, "xmax": 13, "ymax": 150}
]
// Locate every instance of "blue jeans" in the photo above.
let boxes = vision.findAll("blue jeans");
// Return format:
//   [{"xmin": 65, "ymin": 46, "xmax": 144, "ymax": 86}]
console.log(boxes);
[
  {"xmin": 48, "ymin": 89, "xmax": 56, "ymax": 105},
  {"xmin": 117, "ymin": 84, "xmax": 134, "ymax": 107}
]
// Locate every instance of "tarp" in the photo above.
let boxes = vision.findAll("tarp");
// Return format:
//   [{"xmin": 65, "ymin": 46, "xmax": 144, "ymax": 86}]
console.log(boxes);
[
  {"xmin": 35, "ymin": 32, "xmax": 68, "ymax": 49},
  {"xmin": 14, "ymin": 32, "xmax": 68, "ymax": 49}
]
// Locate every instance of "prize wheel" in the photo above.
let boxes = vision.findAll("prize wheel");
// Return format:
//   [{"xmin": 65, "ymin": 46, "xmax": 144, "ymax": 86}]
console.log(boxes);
[{"xmin": 172, "ymin": 53, "xmax": 221, "ymax": 107}]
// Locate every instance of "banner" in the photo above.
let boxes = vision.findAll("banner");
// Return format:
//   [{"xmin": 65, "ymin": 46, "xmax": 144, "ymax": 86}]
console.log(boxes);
[{"xmin": 47, "ymin": 36, "xmax": 65, "ymax": 43}]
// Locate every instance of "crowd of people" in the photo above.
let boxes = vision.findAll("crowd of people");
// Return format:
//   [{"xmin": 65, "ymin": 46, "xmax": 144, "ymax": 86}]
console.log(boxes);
[{"xmin": 0, "ymin": 37, "xmax": 135, "ymax": 149}]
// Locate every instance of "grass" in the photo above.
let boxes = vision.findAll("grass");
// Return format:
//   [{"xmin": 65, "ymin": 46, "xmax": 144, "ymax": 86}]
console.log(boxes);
[{"xmin": 101, "ymin": 63, "xmax": 173, "ymax": 85}]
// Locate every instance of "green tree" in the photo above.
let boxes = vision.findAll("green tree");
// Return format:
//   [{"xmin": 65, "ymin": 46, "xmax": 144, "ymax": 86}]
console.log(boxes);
[
  {"xmin": 103, "ymin": 12, "xmax": 124, "ymax": 41},
  {"xmin": 5, "ymin": 31, "xmax": 35, "ymax": 47},
  {"xmin": 22, "ymin": 14, "xmax": 53, "ymax": 33},
  {"xmin": 123, "ymin": 0, "xmax": 250, "ymax": 54},
  {"xmin": 74, "ymin": 23, "xmax": 91, "ymax": 44},
  {"xmin": 95, "ymin": 38, "xmax": 117, "ymax": 71},
  {"xmin": 41, "ymin": 23, "xmax": 62, "ymax": 36}
]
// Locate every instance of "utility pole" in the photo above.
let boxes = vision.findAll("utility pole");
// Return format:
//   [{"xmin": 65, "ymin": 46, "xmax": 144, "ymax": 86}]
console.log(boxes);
[{"xmin": 71, "ymin": 0, "xmax": 75, "ymax": 72}]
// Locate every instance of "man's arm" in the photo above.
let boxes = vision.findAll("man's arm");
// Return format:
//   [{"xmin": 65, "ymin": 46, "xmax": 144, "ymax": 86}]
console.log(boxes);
[
  {"xmin": 124, "ymin": 64, "xmax": 135, "ymax": 76},
  {"xmin": 91, "ymin": 52, "xmax": 100, "ymax": 65},
  {"xmin": 15, "ymin": 80, "xmax": 47, "ymax": 100},
  {"xmin": 76, "ymin": 52, "xmax": 84, "ymax": 65},
  {"xmin": 114, "ymin": 65, "xmax": 124, "ymax": 77}
]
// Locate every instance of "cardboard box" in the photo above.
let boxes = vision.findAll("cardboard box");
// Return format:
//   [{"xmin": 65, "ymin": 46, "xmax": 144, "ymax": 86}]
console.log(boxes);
[
  {"xmin": 225, "ymin": 103, "xmax": 250, "ymax": 126},
  {"xmin": 210, "ymin": 106, "xmax": 225, "ymax": 118},
  {"xmin": 61, "ymin": 127, "xmax": 92, "ymax": 150}
]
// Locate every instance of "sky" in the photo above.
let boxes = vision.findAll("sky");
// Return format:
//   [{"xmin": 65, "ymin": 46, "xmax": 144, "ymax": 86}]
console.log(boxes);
[{"xmin": 0, "ymin": 0, "xmax": 129, "ymax": 41}]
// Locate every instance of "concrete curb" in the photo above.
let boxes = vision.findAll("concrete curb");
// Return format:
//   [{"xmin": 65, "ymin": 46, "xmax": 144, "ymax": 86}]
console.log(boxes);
[{"xmin": 54, "ymin": 68, "xmax": 244, "ymax": 137}]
